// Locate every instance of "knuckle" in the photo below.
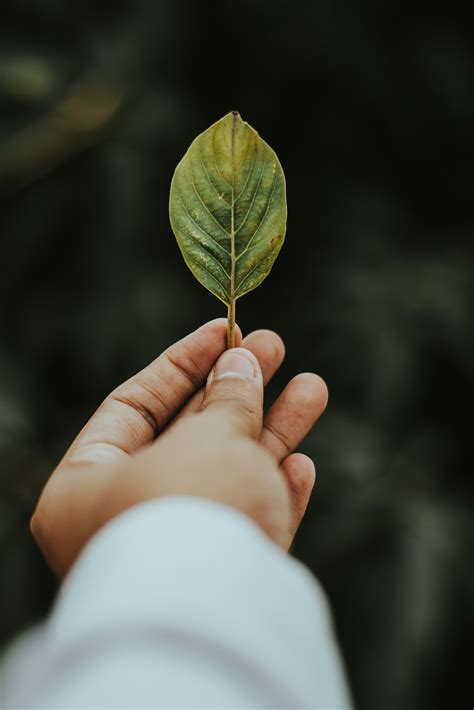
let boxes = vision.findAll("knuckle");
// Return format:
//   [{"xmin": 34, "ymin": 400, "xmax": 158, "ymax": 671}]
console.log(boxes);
[
  {"xmin": 264, "ymin": 420, "xmax": 292, "ymax": 458},
  {"xmin": 219, "ymin": 385, "xmax": 259, "ymax": 412},
  {"xmin": 163, "ymin": 347, "xmax": 203, "ymax": 389},
  {"xmin": 229, "ymin": 397, "xmax": 260, "ymax": 427},
  {"xmin": 205, "ymin": 396, "xmax": 259, "ymax": 431}
]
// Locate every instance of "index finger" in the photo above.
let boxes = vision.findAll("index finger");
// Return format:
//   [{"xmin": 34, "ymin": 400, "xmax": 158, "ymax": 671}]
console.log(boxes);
[{"xmin": 59, "ymin": 319, "xmax": 242, "ymax": 469}]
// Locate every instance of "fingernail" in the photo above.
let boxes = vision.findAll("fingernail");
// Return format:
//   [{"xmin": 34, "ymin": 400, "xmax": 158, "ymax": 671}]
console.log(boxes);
[{"xmin": 214, "ymin": 350, "xmax": 257, "ymax": 381}]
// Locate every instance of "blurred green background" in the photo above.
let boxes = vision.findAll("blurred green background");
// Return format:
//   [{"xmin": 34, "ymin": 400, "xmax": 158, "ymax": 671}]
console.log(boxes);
[{"xmin": 0, "ymin": 1, "xmax": 472, "ymax": 708}]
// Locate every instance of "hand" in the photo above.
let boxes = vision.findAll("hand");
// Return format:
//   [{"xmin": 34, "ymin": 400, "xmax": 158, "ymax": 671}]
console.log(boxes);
[{"xmin": 31, "ymin": 320, "xmax": 328, "ymax": 578}]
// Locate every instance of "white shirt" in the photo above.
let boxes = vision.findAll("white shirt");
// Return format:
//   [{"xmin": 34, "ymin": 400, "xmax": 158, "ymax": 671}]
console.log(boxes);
[{"xmin": 1, "ymin": 497, "xmax": 352, "ymax": 709}]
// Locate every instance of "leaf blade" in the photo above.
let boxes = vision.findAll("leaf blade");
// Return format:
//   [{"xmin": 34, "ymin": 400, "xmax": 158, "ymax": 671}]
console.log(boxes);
[{"xmin": 169, "ymin": 112, "xmax": 287, "ymax": 306}]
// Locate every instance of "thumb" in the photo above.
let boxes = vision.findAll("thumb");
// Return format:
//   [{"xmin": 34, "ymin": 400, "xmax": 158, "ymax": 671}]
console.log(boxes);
[{"xmin": 201, "ymin": 347, "xmax": 264, "ymax": 439}]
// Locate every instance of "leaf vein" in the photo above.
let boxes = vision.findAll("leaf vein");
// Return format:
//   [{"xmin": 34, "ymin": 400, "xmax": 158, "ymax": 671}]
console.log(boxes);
[
  {"xmin": 236, "ymin": 172, "xmax": 278, "ymax": 261},
  {"xmin": 211, "ymin": 129, "xmax": 233, "ymax": 188},
  {"xmin": 185, "ymin": 231, "xmax": 231, "ymax": 282},
  {"xmin": 235, "ymin": 243, "xmax": 280, "ymax": 296},
  {"xmin": 188, "ymin": 161, "xmax": 231, "ymax": 237},
  {"xmin": 197, "ymin": 142, "xmax": 232, "ymax": 207},
  {"xmin": 175, "ymin": 189, "xmax": 232, "ymax": 280},
  {"xmin": 234, "ymin": 143, "xmax": 258, "ymax": 204},
  {"xmin": 186, "ymin": 251, "xmax": 231, "ymax": 301},
  {"xmin": 234, "ymin": 157, "xmax": 267, "ymax": 237}
]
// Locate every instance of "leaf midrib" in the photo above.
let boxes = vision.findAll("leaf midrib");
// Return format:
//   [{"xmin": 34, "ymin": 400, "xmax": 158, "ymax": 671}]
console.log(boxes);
[{"xmin": 230, "ymin": 114, "xmax": 237, "ymax": 306}]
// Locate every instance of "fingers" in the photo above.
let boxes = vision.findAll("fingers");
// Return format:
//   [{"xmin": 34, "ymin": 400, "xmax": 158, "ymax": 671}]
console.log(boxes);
[
  {"xmin": 261, "ymin": 373, "xmax": 326, "ymax": 550},
  {"xmin": 62, "ymin": 319, "xmax": 242, "ymax": 467},
  {"xmin": 280, "ymin": 453, "xmax": 316, "ymax": 545},
  {"xmin": 171, "ymin": 329, "xmax": 285, "ymax": 419},
  {"xmin": 242, "ymin": 329, "xmax": 285, "ymax": 384},
  {"xmin": 200, "ymin": 348, "xmax": 264, "ymax": 439},
  {"xmin": 261, "ymin": 373, "xmax": 328, "ymax": 462}
]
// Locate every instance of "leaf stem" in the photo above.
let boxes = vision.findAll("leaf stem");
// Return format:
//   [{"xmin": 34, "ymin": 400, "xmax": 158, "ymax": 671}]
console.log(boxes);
[{"xmin": 227, "ymin": 299, "xmax": 236, "ymax": 349}]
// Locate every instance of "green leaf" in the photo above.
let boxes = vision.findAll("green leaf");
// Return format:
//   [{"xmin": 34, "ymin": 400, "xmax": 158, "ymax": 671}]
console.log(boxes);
[{"xmin": 169, "ymin": 111, "xmax": 287, "ymax": 346}]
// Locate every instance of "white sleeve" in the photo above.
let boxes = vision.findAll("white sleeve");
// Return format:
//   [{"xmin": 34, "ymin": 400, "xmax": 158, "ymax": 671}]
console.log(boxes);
[{"xmin": 2, "ymin": 497, "xmax": 352, "ymax": 709}]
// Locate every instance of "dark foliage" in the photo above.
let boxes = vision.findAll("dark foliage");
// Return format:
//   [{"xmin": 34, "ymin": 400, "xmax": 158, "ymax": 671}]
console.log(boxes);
[{"xmin": 0, "ymin": 2, "xmax": 472, "ymax": 708}]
